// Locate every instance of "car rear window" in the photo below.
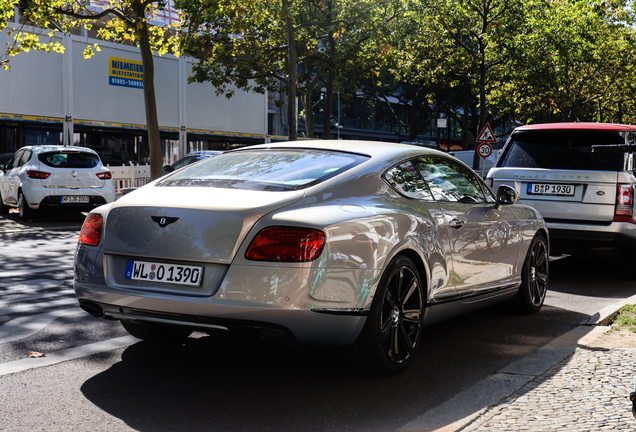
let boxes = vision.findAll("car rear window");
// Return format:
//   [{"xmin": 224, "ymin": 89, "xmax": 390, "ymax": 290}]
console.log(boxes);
[
  {"xmin": 498, "ymin": 131, "xmax": 624, "ymax": 171},
  {"xmin": 157, "ymin": 149, "xmax": 369, "ymax": 191},
  {"xmin": 38, "ymin": 151, "xmax": 100, "ymax": 168}
]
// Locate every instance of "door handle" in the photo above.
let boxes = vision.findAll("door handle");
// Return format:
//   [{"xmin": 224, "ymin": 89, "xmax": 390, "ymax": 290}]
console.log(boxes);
[{"xmin": 449, "ymin": 219, "xmax": 465, "ymax": 229}]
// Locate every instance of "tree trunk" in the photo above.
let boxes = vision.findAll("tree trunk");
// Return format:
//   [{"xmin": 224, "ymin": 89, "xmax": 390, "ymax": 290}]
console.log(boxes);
[
  {"xmin": 282, "ymin": 0, "xmax": 297, "ymax": 141},
  {"xmin": 133, "ymin": 1, "xmax": 162, "ymax": 180}
]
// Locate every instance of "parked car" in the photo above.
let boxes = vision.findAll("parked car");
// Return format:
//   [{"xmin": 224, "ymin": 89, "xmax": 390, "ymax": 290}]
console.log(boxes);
[
  {"xmin": 74, "ymin": 140, "xmax": 548, "ymax": 375},
  {"xmin": 163, "ymin": 150, "xmax": 223, "ymax": 174},
  {"xmin": 487, "ymin": 122, "xmax": 636, "ymax": 266},
  {"xmin": 0, "ymin": 145, "xmax": 116, "ymax": 220}
]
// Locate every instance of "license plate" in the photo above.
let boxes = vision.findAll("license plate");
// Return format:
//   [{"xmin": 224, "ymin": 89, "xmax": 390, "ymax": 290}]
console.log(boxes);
[
  {"xmin": 125, "ymin": 260, "xmax": 203, "ymax": 286},
  {"xmin": 527, "ymin": 183, "xmax": 575, "ymax": 196},
  {"xmin": 61, "ymin": 195, "xmax": 89, "ymax": 203}
]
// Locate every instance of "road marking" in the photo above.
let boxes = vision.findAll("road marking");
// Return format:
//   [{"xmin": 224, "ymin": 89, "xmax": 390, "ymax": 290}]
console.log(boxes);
[
  {"xmin": 0, "ymin": 298, "xmax": 78, "ymax": 316},
  {"xmin": 0, "ymin": 309, "xmax": 82, "ymax": 344},
  {"xmin": 0, "ymin": 266, "xmax": 71, "ymax": 278},
  {"xmin": 0, "ymin": 279, "xmax": 65, "ymax": 291},
  {"xmin": 0, "ymin": 289, "xmax": 75, "ymax": 306},
  {"xmin": 0, "ymin": 290, "xmax": 75, "ymax": 307},
  {"xmin": 0, "ymin": 336, "xmax": 137, "ymax": 377}
]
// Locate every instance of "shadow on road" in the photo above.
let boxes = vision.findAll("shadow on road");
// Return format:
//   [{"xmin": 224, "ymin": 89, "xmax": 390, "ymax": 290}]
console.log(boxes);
[
  {"xmin": 0, "ymin": 210, "xmax": 86, "ymax": 231},
  {"xmin": 79, "ymin": 299, "xmax": 590, "ymax": 432}
]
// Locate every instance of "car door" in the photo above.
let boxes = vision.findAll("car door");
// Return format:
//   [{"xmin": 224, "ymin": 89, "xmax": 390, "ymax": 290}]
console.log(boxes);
[
  {"xmin": 382, "ymin": 160, "xmax": 458, "ymax": 302},
  {"xmin": 1, "ymin": 149, "xmax": 24, "ymax": 205},
  {"xmin": 414, "ymin": 156, "xmax": 521, "ymax": 299}
]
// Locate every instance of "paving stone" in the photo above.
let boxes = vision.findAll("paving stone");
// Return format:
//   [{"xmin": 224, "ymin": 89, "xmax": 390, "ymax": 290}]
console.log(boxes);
[{"xmin": 461, "ymin": 348, "xmax": 636, "ymax": 432}]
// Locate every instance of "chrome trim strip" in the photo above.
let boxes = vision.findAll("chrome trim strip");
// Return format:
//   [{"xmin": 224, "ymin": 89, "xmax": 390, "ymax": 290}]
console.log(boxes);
[
  {"xmin": 43, "ymin": 185, "xmax": 104, "ymax": 189},
  {"xmin": 104, "ymin": 311, "xmax": 230, "ymax": 331},
  {"xmin": 311, "ymin": 308, "xmax": 369, "ymax": 316}
]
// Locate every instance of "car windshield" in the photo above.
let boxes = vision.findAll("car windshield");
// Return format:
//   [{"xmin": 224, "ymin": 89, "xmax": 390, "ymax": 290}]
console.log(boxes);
[
  {"xmin": 157, "ymin": 149, "xmax": 369, "ymax": 191},
  {"xmin": 498, "ymin": 131, "xmax": 624, "ymax": 171},
  {"xmin": 38, "ymin": 151, "xmax": 100, "ymax": 168}
]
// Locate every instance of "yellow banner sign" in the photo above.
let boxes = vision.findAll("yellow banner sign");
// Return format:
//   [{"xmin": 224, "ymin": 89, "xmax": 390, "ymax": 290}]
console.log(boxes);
[{"xmin": 109, "ymin": 57, "xmax": 144, "ymax": 89}]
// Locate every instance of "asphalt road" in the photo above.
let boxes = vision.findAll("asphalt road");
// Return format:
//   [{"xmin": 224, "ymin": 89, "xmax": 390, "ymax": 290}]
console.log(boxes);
[{"xmin": 0, "ymin": 213, "xmax": 634, "ymax": 432}]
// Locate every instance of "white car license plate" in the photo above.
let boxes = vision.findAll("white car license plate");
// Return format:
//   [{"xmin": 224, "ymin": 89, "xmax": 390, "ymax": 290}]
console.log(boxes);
[
  {"xmin": 61, "ymin": 195, "xmax": 89, "ymax": 203},
  {"xmin": 527, "ymin": 183, "xmax": 575, "ymax": 196},
  {"xmin": 125, "ymin": 260, "xmax": 203, "ymax": 286}
]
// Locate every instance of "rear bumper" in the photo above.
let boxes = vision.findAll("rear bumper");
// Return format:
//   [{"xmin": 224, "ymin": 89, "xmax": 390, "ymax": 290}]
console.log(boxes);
[
  {"xmin": 546, "ymin": 220, "xmax": 636, "ymax": 253},
  {"xmin": 24, "ymin": 183, "xmax": 116, "ymax": 210},
  {"xmin": 73, "ymin": 285, "xmax": 367, "ymax": 347}
]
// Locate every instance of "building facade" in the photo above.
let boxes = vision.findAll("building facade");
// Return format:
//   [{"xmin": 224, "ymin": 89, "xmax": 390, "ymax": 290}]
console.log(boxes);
[{"xmin": 0, "ymin": 23, "xmax": 278, "ymax": 168}]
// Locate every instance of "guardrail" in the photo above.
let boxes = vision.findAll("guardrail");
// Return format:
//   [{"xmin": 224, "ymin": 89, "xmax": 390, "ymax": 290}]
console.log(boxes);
[{"xmin": 107, "ymin": 163, "xmax": 150, "ymax": 192}]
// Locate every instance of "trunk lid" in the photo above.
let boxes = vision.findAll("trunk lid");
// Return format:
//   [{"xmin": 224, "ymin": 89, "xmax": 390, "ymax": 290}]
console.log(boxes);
[
  {"xmin": 103, "ymin": 185, "xmax": 305, "ymax": 263},
  {"xmin": 490, "ymin": 168, "xmax": 618, "ymax": 222}
]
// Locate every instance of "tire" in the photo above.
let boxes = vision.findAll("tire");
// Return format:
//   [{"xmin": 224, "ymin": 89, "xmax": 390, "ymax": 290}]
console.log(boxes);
[
  {"xmin": 342, "ymin": 255, "xmax": 425, "ymax": 376},
  {"xmin": 0, "ymin": 192, "xmax": 8, "ymax": 215},
  {"xmin": 513, "ymin": 234, "xmax": 548, "ymax": 314},
  {"xmin": 121, "ymin": 320, "xmax": 192, "ymax": 344},
  {"xmin": 18, "ymin": 189, "xmax": 35, "ymax": 221}
]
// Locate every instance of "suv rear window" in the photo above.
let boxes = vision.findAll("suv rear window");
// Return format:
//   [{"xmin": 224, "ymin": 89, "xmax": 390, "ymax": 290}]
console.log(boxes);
[
  {"xmin": 38, "ymin": 151, "xmax": 100, "ymax": 168},
  {"xmin": 499, "ymin": 131, "xmax": 624, "ymax": 171},
  {"xmin": 157, "ymin": 149, "xmax": 369, "ymax": 191}
]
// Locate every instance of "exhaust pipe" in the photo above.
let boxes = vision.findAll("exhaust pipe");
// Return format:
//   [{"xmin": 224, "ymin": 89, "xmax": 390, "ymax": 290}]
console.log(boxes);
[{"xmin": 79, "ymin": 301, "xmax": 103, "ymax": 317}]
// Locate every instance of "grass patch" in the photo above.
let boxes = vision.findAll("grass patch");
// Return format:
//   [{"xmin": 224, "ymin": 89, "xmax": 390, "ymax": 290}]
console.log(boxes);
[{"xmin": 612, "ymin": 304, "xmax": 636, "ymax": 333}]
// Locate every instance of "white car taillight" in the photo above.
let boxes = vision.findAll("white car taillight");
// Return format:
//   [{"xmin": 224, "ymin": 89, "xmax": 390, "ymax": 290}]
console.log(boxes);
[
  {"xmin": 614, "ymin": 184, "xmax": 636, "ymax": 224},
  {"xmin": 96, "ymin": 171, "xmax": 112, "ymax": 180}
]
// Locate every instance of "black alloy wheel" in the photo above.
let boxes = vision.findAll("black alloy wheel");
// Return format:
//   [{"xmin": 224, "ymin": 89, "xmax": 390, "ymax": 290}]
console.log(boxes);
[
  {"xmin": 514, "ymin": 234, "xmax": 548, "ymax": 314},
  {"xmin": 343, "ymin": 255, "xmax": 424, "ymax": 375}
]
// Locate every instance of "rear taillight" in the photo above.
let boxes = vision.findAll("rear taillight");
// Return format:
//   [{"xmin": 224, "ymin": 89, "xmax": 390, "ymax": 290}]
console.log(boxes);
[
  {"xmin": 96, "ymin": 171, "xmax": 112, "ymax": 180},
  {"xmin": 26, "ymin": 170, "xmax": 51, "ymax": 179},
  {"xmin": 245, "ymin": 226, "xmax": 325, "ymax": 262},
  {"xmin": 79, "ymin": 214, "xmax": 103, "ymax": 246},
  {"xmin": 614, "ymin": 184, "xmax": 636, "ymax": 223},
  {"xmin": 486, "ymin": 178, "xmax": 493, "ymax": 188}
]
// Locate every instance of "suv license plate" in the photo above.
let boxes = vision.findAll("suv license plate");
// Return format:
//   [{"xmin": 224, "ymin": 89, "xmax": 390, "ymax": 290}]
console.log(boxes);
[
  {"xmin": 527, "ymin": 183, "xmax": 575, "ymax": 196},
  {"xmin": 125, "ymin": 260, "xmax": 203, "ymax": 287},
  {"xmin": 61, "ymin": 195, "xmax": 89, "ymax": 203}
]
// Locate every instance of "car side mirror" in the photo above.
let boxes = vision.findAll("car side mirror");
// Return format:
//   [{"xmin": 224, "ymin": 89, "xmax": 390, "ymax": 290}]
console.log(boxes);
[
  {"xmin": 163, "ymin": 165, "xmax": 174, "ymax": 172},
  {"xmin": 496, "ymin": 184, "xmax": 519, "ymax": 210}
]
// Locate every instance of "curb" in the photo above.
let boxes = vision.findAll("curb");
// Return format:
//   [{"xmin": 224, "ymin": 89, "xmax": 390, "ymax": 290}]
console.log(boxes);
[{"xmin": 397, "ymin": 293, "xmax": 636, "ymax": 432}]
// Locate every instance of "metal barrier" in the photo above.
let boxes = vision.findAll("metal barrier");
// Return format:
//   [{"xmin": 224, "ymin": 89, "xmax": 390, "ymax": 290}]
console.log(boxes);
[{"xmin": 107, "ymin": 163, "xmax": 150, "ymax": 192}]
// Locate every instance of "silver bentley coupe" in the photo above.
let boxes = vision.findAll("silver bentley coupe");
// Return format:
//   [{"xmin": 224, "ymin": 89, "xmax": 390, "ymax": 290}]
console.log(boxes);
[{"xmin": 74, "ymin": 140, "xmax": 549, "ymax": 375}]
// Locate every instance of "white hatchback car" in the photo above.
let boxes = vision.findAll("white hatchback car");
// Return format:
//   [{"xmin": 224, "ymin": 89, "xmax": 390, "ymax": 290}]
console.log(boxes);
[{"xmin": 0, "ymin": 146, "xmax": 116, "ymax": 220}]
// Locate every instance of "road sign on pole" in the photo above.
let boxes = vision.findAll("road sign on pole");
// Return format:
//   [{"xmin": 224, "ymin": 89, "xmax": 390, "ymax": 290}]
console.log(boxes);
[
  {"xmin": 476, "ymin": 122, "xmax": 497, "ymax": 143},
  {"xmin": 477, "ymin": 142, "xmax": 493, "ymax": 159}
]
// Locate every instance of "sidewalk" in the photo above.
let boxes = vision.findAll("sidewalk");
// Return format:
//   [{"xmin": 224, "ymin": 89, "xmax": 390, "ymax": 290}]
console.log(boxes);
[{"xmin": 398, "ymin": 295, "xmax": 636, "ymax": 432}]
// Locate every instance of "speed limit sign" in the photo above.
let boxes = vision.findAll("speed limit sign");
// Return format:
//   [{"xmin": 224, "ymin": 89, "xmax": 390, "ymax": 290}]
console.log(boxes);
[{"xmin": 477, "ymin": 142, "xmax": 493, "ymax": 159}]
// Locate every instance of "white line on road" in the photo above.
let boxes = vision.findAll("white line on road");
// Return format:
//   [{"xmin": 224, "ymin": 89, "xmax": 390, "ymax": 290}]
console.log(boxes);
[
  {"xmin": 0, "ymin": 266, "xmax": 71, "ymax": 278},
  {"xmin": 0, "ymin": 336, "xmax": 138, "ymax": 377},
  {"xmin": 0, "ymin": 289, "xmax": 75, "ymax": 306},
  {"xmin": 0, "ymin": 298, "xmax": 78, "ymax": 316},
  {"xmin": 0, "ymin": 279, "xmax": 65, "ymax": 292},
  {"xmin": 0, "ymin": 309, "xmax": 83, "ymax": 344}
]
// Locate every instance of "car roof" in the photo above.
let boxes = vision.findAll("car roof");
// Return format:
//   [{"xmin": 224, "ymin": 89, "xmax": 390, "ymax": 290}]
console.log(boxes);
[
  {"xmin": 237, "ymin": 140, "xmax": 449, "ymax": 164},
  {"xmin": 514, "ymin": 122, "xmax": 636, "ymax": 132},
  {"xmin": 22, "ymin": 145, "xmax": 99, "ymax": 154}
]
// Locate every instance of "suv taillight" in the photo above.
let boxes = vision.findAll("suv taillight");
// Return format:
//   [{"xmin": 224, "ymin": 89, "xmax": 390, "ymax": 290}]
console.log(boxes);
[
  {"xmin": 245, "ymin": 226, "xmax": 325, "ymax": 262},
  {"xmin": 614, "ymin": 184, "xmax": 636, "ymax": 223},
  {"xmin": 26, "ymin": 170, "xmax": 51, "ymax": 179},
  {"xmin": 96, "ymin": 171, "xmax": 112, "ymax": 180},
  {"xmin": 79, "ymin": 214, "xmax": 103, "ymax": 246}
]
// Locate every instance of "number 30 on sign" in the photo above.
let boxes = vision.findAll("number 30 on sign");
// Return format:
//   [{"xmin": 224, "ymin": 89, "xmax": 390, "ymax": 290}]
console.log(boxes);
[{"xmin": 477, "ymin": 142, "xmax": 493, "ymax": 158}]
